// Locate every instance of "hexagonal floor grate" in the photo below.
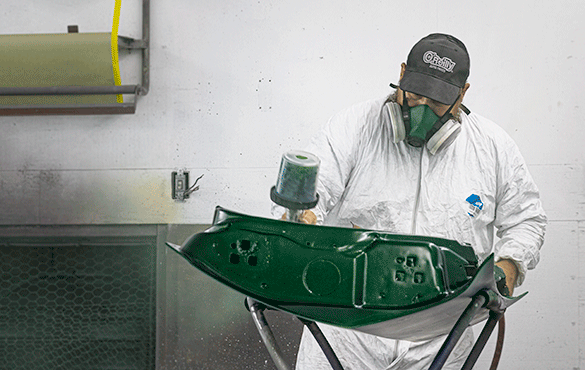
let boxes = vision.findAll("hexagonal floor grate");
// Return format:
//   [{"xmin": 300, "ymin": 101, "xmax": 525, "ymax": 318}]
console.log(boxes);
[{"xmin": 0, "ymin": 233, "xmax": 157, "ymax": 370}]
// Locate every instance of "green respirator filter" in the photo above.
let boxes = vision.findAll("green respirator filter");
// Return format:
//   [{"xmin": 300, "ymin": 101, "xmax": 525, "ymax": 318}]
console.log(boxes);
[{"xmin": 407, "ymin": 105, "xmax": 440, "ymax": 147}]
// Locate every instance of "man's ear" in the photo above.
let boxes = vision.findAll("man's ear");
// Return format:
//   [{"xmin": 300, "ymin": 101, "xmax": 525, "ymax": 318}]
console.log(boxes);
[
  {"xmin": 461, "ymin": 82, "xmax": 471, "ymax": 99},
  {"xmin": 400, "ymin": 63, "xmax": 406, "ymax": 80}
]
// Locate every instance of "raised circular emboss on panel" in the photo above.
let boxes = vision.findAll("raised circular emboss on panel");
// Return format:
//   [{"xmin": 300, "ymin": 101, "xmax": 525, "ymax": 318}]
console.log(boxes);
[{"xmin": 302, "ymin": 259, "xmax": 341, "ymax": 296}]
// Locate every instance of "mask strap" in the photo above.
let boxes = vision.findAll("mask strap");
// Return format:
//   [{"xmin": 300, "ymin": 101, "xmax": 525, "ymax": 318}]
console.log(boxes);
[
  {"xmin": 425, "ymin": 94, "xmax": 461, "ymax": 140},
  {"xmin": 389, "ymin": 83, "xmax": 408, "ymax": 123},
  {"xmin": 400, "ymin": 89, "xmax": 411, "ymax": 134},
  {"xmin": 461, "ymin": 104, "xmax": 471, "ymax": 115}
]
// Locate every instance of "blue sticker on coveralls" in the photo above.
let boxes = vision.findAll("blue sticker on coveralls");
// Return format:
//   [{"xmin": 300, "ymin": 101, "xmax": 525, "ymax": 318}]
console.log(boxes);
[{"xmin": 466, "ymin": 194, "xmax": 483, "ymax": 218}]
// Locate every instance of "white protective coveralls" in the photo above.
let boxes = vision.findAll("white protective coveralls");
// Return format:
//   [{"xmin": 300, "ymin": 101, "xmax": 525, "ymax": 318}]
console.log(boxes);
[{"xmin": 294, "ymin": 94, "xmax": 547, "ymax": 370}]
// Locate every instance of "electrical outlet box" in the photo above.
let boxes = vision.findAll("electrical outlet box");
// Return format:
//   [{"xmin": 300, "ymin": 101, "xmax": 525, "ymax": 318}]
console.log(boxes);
[{"xmin": 171, "ymin": 170, "xmax": 189, "ymax": 200}]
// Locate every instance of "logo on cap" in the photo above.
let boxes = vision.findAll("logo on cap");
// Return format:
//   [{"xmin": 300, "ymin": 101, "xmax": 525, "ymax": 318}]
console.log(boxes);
[{"xmin": 423, "ymin": 51, "xmax": 456, "ymax": 73}]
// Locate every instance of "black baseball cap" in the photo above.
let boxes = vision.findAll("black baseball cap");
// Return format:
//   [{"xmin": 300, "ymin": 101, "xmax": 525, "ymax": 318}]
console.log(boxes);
[{"xmin": 400, "ymin": 33, "xmax": 470, "ymax": 105}]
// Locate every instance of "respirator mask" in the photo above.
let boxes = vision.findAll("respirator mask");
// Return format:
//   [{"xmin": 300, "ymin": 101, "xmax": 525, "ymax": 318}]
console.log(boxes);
[{"xmin": 383, "ymin": 89, "xmax": 462, "ymax": 155}]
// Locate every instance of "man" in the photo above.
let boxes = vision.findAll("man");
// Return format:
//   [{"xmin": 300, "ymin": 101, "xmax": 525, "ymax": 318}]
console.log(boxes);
[{"xmin": 291, "ymin": 34, "xmax": 547, "ymax": 369}]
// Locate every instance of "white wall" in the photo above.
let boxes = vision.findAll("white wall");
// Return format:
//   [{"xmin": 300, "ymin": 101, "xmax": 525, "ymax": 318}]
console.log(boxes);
[{"xmin": 1, "ymin": 0, "xmax": 583, "ymax": 368}]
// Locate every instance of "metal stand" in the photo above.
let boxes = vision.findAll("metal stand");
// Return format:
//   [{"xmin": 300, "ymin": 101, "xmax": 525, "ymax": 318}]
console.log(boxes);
[{"xmin": 250, "ymin": 289, "xmax": 509, "ymax": 370}]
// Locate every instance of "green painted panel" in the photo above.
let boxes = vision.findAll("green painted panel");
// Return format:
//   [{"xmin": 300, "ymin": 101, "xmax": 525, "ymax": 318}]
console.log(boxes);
[{"xmin": 168, "ymin": 207, "xmax": 516, "ymax": 342}]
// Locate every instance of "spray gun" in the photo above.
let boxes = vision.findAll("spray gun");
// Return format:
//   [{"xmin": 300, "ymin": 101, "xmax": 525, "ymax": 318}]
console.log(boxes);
[
  {"xmin": 248, "ymin": 150, "xmax": 347, "ymax": 370},
  {"xmin": 270, "ymin": 150, "xmax": 321, "ymax": 222}
]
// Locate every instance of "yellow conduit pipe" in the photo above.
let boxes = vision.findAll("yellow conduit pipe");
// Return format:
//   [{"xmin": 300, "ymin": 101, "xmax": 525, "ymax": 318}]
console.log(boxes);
[{"xmin": 111, "ymin": 0, "xmax": 123, "ymax": 103}]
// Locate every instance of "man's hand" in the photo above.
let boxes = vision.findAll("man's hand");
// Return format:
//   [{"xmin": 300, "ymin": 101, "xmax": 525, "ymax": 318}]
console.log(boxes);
[
  {"xmin": 280, "ymin": 210, "xmax": 317, "ymax": 225},
  {"xmin": 495, "ymin": 259, "xmax": 519, "ymax": 296},
  {"xmin": 298, "ymin": 210, "xmax": 317, "ymax": 224}
]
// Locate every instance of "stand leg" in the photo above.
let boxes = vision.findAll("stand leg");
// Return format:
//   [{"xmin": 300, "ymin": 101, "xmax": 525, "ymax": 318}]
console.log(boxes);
[
  {"xmin": 247, "ymin": 298, "xmax": 291, "ymax": 370},
  {"xmin": 428, "ymin": 293, "xmax": 487, "ymax": 370},
  {"xmin": 461, "ymin": 311, "xmax": 504, "ymax": 370},
  {"xmin": 297, "ymin": 318, "xmax": 345, "ymax": 370}
]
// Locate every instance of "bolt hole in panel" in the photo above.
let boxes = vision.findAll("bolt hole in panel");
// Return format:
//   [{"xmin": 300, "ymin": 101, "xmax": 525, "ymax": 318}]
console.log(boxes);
[
  {"xmin": 240, "ymin": 239, "xmax": 252, "ymax": 251},
  {"xmin": 230, "ymin": 253, "xmax": 240, "ymax": 264}
]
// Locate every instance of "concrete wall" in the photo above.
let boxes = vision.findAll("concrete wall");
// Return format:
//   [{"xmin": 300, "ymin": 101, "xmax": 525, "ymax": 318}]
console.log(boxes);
[{"xmin": 1, "ymin": 0, "xmax": 583, "ymax": 368}]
